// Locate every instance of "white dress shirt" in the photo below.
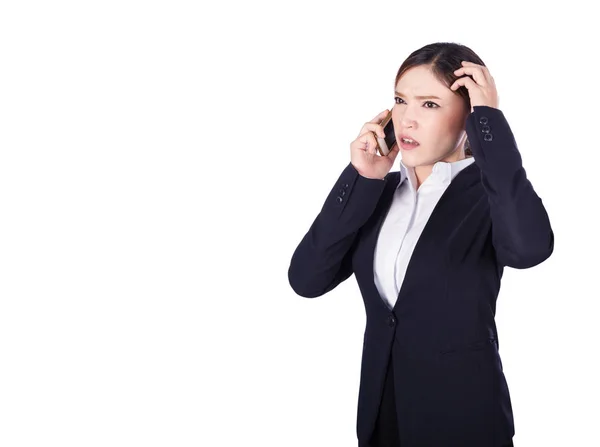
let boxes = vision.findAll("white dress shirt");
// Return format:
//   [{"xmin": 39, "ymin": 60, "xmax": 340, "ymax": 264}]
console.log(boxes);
[{"xmin": 373, "ymin": 156, "xmax": 476, "ymax": 310}]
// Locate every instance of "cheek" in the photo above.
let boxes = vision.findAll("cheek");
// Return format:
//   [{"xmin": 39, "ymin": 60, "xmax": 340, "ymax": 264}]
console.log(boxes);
[
  {"xmin": 431, "ymin": 115, "xmax": 463, "ymax": 140},
  {"xmin": 421, "ymin": 118, "xmax": 451, "ymax": 146},
  {"xmin": 391, "ymin": 109, "xmax": 400, "ymax": 129}
]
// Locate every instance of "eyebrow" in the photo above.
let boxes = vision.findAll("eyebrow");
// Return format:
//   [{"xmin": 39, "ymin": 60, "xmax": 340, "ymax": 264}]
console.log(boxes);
[{"xmin": 394, "ymin": 91, "xmax": 442, "ymax": 100}]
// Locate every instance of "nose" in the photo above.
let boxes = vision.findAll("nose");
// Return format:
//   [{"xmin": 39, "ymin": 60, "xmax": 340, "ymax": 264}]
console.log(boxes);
[
  {"xmin": 400, "ymin": 114, "xmax": 416, "ymax": 129},
  {"xmin": 395, "ymin": 108, "xmax": 417, "ymax": 129}
]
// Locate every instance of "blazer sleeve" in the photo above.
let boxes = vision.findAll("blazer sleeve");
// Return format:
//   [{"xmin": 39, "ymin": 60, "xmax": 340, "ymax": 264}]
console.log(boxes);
[
  {"xmin": 288, "ymin": 162, "xmax": 388, "ymax": 297},
  {"xmin": 466, "ymin": 105, "xmax": 554, "ymax": 269}
]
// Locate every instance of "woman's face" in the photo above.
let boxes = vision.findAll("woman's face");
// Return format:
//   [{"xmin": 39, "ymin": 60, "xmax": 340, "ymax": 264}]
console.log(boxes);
[{"xmin": 392, "ymin": 65, "xmax": 470, "ymax": 168}]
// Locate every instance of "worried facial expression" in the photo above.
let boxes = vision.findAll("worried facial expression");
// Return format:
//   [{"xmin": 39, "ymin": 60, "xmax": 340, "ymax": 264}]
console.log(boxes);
[{"xmin": 392, "ymin": 65, "xmax": 470, "ymax": 168}]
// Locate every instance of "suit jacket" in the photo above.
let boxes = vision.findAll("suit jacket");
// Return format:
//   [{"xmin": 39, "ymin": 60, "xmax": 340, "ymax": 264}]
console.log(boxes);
[{"xmin": 288, "ymin": 106, "xmax": 554, "ymax": 447}]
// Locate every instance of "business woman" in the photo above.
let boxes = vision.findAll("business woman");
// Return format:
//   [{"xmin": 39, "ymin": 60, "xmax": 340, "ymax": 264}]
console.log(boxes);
[{"xmin": 287, "ymin": 42, "xmax": 554, "ymax": 447}]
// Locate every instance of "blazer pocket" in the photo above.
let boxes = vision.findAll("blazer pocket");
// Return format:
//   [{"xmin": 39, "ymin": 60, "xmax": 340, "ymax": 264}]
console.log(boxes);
[
  {"xmin": 467, "ymin": 337, "xmax": 498, "ymax": 351},
  {"xmin": 435, "ymin": 336, "xmax": 497, "ymax": 437},
  {"xmin": 439, "ymin": 336, "xmax": 497, "ymax": 355}
]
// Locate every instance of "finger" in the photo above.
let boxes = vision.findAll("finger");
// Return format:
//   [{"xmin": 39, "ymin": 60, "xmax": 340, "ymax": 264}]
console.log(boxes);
[
  {"xmin": 453, "ymin": 66, "xmax": 487, "ymax": 86},
  {"xmin": 367, "ymin": 132, "xmax": 379, "ymax": 156},
  {"xmin": 370, "ymin": 109, "xmax": 390, "ymax": 123},
  {"xmin": 457, "ymin": 61, "xmax": 493, "ymax": 84},
  {"xmin": 450, "ymin": 76, "xmax": 478, "ymax": 92},
  {"xmin": 359, "ymin": 131, "xmax": 378, "ymax": 156},
  {"xmin": 358, "ymin": 122, "xmax": 385, "ymax": 139}
]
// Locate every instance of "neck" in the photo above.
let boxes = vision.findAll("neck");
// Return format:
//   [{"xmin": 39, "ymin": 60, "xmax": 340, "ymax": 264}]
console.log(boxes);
[{"xmin": 413, "ymin": 149, "xmax": 467, "ymax": 189}]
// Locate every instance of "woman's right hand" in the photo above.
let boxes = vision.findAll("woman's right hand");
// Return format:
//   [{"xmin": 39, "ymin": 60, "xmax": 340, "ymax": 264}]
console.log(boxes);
[{"xmin": 350, "ymin": 109, "xmax": 400, "ymax": 180}]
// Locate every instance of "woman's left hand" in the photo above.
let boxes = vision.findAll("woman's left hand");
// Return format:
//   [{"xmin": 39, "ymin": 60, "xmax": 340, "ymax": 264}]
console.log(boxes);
[{"xmin": 450, "ymin": 61, "xmax": 499, "ymax": 112}]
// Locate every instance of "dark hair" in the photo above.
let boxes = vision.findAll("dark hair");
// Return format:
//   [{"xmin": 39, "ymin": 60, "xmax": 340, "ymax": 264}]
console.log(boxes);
[{"xmin": 394, "ymin": 42, "xmax": 487, "ymax": 157}]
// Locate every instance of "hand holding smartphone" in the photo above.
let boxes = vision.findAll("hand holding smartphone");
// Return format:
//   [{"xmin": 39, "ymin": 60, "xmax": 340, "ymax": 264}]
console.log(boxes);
[
  {"xmin": 350, "ymin": 109, "xmax": 400, "ymax": 180},
  {"xmin": 375, "ymin": 110, "xmax": 397, "ymax": 156}
]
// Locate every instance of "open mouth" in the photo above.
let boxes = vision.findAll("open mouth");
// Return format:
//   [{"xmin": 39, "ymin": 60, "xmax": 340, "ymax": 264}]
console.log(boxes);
[{"xmin": 399, "ymin": 137, "xmax": 420, "ymax": 149}]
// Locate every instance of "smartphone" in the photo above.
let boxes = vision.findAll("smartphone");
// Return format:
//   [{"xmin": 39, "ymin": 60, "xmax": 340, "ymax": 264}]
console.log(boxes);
[{"xmin": 376, "ymin": 110, "xmax": 397, "ymax": 156}]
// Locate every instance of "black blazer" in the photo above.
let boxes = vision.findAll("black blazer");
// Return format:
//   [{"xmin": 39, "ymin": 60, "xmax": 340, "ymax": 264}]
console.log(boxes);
[{"xmin": 288, "ymin": 106, "xmax": 554, "ymax": 446}]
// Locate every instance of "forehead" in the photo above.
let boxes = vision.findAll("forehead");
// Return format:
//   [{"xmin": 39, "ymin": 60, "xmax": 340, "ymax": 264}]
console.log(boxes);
[{"xmin": 395, "ymin": 65, "xmax": 451, "ymax": 97}]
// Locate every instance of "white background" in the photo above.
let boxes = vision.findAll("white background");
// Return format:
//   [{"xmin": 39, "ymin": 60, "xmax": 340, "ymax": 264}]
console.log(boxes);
[{"xmin": 1, "ymin": 1, "xmax": 598, "ymax": 446}]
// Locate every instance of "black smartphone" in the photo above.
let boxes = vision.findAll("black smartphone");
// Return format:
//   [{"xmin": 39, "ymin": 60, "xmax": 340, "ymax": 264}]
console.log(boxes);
[{"xmin": 376, "ymin": 110, "xmax": 397, "ymax": 156}]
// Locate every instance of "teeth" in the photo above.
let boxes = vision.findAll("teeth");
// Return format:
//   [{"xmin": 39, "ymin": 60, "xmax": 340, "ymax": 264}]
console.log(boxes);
[{"xmin": 402, "ymin": 138, "xmax": 417, "ymax": 144}]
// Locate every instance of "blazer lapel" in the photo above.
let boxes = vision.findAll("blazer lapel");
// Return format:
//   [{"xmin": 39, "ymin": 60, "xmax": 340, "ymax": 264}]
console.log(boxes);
[
  {"xmin": 361, "ymin": 162, "xmax": 482, "ymax": 313},
  {"xmin": 392, "ymin": 161, "xmax": 481, "ymax": 311}
]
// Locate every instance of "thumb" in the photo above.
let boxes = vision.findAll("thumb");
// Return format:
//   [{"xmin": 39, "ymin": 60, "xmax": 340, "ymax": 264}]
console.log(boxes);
[{"xmin": 387, "ymin": 144, "xmax": 400, "ymax": 164}]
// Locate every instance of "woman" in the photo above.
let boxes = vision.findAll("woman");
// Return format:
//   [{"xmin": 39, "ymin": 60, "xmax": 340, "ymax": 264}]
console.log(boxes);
[{"xmin": 287, "ymin": 42, "xmax": 554, "ymax": 447}]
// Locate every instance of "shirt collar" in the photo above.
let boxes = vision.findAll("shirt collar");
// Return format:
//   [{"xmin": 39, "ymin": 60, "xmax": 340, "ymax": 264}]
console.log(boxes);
[{"xmin": 398, "ymin": 156, "xmax": 476, "ymax": 190}]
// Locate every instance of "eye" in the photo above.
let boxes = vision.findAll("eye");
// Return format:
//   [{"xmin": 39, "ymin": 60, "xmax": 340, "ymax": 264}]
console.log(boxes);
[{"xmin": 394, "ymin": 97, "xmax": 439, "ymax": 108}]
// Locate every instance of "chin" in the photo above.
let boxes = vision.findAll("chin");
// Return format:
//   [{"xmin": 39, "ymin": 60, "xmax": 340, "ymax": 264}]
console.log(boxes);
[{"xmin": 400, "ymin": 150, "xmax": 428, "ymax": 167}]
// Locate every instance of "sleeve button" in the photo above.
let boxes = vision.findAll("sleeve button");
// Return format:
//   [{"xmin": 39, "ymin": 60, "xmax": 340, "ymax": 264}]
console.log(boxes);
[
  {"xmin": 479, "ymin": 116, "xmax": 488, "ymax": 125},
  {"xmin": 336, "ymin": 196, "xmax": 343, "ymax": 203},
  {"xmin": 484, "ymin": 133, "xmax": 493, "ymax": 141}
]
